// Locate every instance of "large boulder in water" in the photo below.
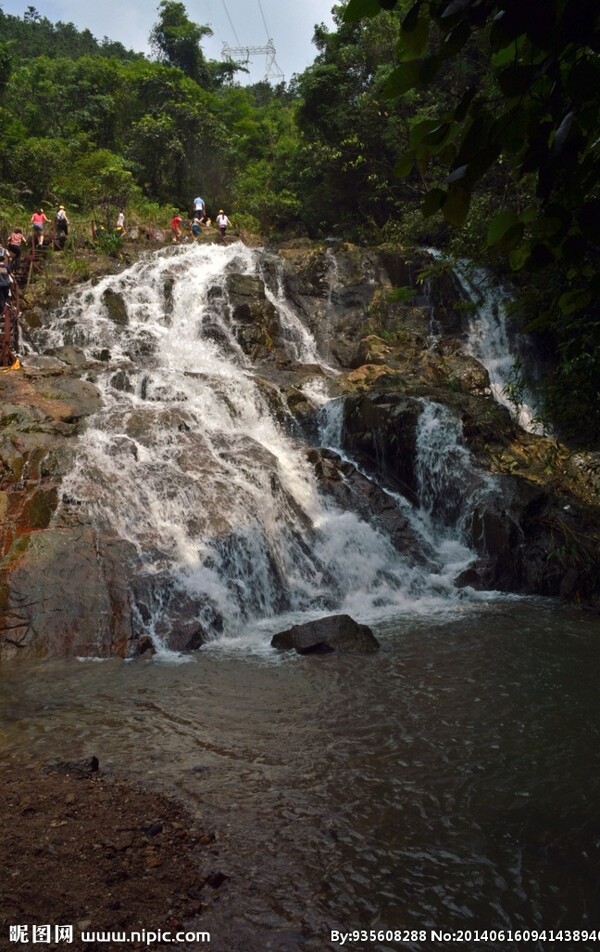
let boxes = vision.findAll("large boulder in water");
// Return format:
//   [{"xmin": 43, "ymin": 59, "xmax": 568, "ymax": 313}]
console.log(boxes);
[{"xmin": 271, "ymin": 614, "xmax": 379, "ymax": 655}]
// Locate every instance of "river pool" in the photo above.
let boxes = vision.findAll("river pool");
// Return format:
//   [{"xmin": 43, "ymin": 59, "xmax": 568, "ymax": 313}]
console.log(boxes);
[{"xmin": 1, "ymin": 597, "xmax": 599, "ymax": 952}]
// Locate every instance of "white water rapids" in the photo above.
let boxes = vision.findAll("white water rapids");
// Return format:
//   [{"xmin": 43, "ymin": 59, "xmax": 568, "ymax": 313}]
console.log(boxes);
[{"xmin": 38, "ymin": 242, "xmax": 501, "ymax": 651}]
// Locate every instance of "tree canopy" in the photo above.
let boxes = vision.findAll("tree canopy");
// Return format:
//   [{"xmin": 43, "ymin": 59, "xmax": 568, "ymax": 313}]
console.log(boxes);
[{"xmin": 342, "ymin": 0, "xmax": 600, "ymax": 441}]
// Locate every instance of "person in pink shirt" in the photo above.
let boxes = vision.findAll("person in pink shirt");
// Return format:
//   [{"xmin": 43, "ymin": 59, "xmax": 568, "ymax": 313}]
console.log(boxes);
[
  {"xmin": 7, "ymin": 229, "xmax": 26, "ymax": 264},
  {"xmin": 30, "ymin": 209, "xmax": 49, "ymax": 248}
]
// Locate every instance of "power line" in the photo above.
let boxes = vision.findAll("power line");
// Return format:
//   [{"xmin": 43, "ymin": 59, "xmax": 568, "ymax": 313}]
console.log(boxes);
[
  {"xmin": 220, "ymin": 0, "xmax": 241, "ymax": 46},
  {"xmin": 256, "ymin": 0, "xmax": 271, "ymax": 42}
]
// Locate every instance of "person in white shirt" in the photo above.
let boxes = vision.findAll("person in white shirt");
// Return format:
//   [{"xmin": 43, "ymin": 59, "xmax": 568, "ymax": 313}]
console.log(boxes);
[{"xmin": 216, "ymin": 210, "xmax": 229, "ymax": 242}]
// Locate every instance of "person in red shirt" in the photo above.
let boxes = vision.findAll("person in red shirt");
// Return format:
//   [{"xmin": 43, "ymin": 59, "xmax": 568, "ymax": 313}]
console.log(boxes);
[
  {"xmin": 30, "ymin": 209, "xmax": 49, "ymax": 248},
  {"xmin": 170, "ymin": 213, "xmax": 183, "ymax": 243}
]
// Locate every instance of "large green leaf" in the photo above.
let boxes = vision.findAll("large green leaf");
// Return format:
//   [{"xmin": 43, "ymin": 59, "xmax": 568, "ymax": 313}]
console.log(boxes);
[
  {"xmin": 382, "ymin": 56, "xmax": 440, "ymax": 97},
  {"xmin": 486, "ymin": 209, "xmax": 519, "ymax": 245},
  {"xmin": 497, "ymin": 64, "xmax": 537, "ymax": 97},
  {"xmin": 442, "ymin": 185, "xmax": 470, "ymax": 225},
  {"xmin": 394, "ymin": 151, "xmax": 415, "ymax": 177},
  {"xmin": 578, "ymin": 200, "xmax": 600, "ymax": 239},
  {"xmin": 399, "ymin": 2, "xmax": 430, "ymax": 56},
  {"xmin": 410, "ymin": 117, "xmax": 444, "ymax": 147},
  {"xmin": 421, "ymin": 188, "xmax": 446, "ymax": 217},
  {"xmin": 343, "ymin": 0, "xmax": 382, "ymax": 23},
  {"xmin": 558, "ymin": 288, "xmax": 592, "ymax": 315},
  {"xmin": 509, "ymin": 240, "xmax": 532, "ymax": 271}
]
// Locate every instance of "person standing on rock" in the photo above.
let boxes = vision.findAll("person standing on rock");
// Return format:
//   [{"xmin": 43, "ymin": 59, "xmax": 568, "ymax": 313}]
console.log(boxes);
[
  {"xmin": 216, "ymin": 210, "xmax": 230, "ymax": 243},
  {"xmin": 191, "ymin": 215, "xmax": 202, "ymax": 240}
]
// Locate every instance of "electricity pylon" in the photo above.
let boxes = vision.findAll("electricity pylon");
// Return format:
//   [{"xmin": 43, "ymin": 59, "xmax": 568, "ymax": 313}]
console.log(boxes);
[{"xmin": 222, "ymin": 39, "xmax": 284, "ymax": 83}]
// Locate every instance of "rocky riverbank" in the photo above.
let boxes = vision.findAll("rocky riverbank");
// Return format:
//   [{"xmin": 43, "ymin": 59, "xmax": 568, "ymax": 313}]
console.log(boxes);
[
  {"xmin": 0, "ymin": 758, "xmax": 221, "ymax": 950},
  {"xmin": 1, "ymin": 240, "xmax": 599, "ymax": 661}
]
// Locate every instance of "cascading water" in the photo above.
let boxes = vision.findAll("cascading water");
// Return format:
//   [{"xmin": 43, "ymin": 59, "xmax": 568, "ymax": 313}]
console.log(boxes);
[
  {"xmin": 258, "ymin": 253, "xmax": 327, "ymax": 367},
  {"xmin": 36, "ymin": 242, "xmax": 494, "ymax": 652},
  {"xmin": 316, "ymin": 394, "xmax": 493, "ymax": 593},
  {"xmin": 451, "ymin": 258, "xmax": 544, "ymax": 433},
  {"xmin": 424, "ymin": 248, "xmax": 544, "ymax": 433}
]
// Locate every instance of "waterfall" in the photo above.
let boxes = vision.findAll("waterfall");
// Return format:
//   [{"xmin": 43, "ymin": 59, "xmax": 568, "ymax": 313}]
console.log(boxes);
[
  {"xmin": 259, "ymin": 253, "xmax": 322, "ymax": 365},
  {"xmin": 424, "ymin": 249, "xmax": 544, "ymax": 433},
  {"xmin": 35, "ymin": 243, "xmax": 495, "ymax": 651},
  {"xmin": 451, "ymin": 260, "xmax": 544, "ymax": 434},
  {"xmin": 315, "ymin": 395, "xmax": 486, "ymax": 597}
]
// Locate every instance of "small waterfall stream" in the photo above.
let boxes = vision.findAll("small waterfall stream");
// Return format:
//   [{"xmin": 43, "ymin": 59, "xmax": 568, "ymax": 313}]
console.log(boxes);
[
  {"xmin": 425, "ymin": 249, "xmax": 544, "ymax": 433},
  {"xmin": 36, "ymin": 242, "xmax": 501, "ymax": 651},
  {"xmin": 259, "ymin": 253, "xmax": 322, "ymax": 365},
  {"xmin": 452, "ymin": 259, "xmax": 544, "ymax": 433}
]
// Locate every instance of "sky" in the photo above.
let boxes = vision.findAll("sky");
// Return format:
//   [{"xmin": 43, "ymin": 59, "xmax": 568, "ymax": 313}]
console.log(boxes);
[{"xmin": 1, "ymin": 0, "xmax": 337, "ymax": 84}]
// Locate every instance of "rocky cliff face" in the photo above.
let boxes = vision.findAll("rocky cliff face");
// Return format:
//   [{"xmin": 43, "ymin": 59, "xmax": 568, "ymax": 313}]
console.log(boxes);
[{"xmin": 1, "ymin": 242, "xmax": 598, "ymax": 660}]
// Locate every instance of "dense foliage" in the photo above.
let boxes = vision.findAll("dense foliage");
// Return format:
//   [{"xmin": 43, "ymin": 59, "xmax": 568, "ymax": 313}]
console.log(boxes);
[
  {"xmin": 0, "ymin": 2, "xmax": 289, "ymax": 223},
  {"xmin": 343, "ymin": 0, "xmax": 600, "ymax": 443},
  {"xmin": 0, "ymin": 0, "xmax": 597, "ymax": 443}
]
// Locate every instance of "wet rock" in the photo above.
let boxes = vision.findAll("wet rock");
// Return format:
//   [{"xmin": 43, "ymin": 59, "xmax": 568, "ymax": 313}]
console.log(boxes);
[
  {"xmin": 33, "ymin": 376, "xmax": 103, "ymax": 421},
  {"xmin": 45, "ymin": 345, "xmax": 89, "ymax": 372},
  {"xmin": 110, "ymin": 369, "xmax": 134, "ymax": 393},
  {"xmin": 308, "ymin": 448, "xmax": 434, "ymax": 563},
  {"xmin": 129, "ymin": 575, "xmax": 211, "ymax": 654},
  {"xmin": 350, "ymin": 335, "xmax": 394, "ymax": 369},
  {"xmin": 46, "ymin": 757, "xmax": 100, "ymax": 777},
  {"xmin": 20, "ymin": 355, "xmax": 69, "ymax": 376},
  {"xmin": 271, "ymin": 614, "xmax": 380, "ymax": 654},
  {"xmin": 163, "ymin": 276, "xmax": 175, "ymax": 316},
  {"xmin": 102, "ymin": 288, "xmax": 128, "ymax": 325},
  {"xmin": 461, "ymin": 475, "xmax": 599, "ymax": 597},
  {"xmin": 206, "ymin": 870, "xmax": 229, "ymax": 889},
  {"xmin": 224, "ymin": 272, "xmax": 281, "ymax": 359},
  {"xmin": 0, "ymin": 530, "xmax": 139, "ymax": 660},
  {"xmin": 342, "ymin": 393, "xmax": 423, "ymax": 501},
  {"xmin": 144, "ymin": 822, "xmax": 164, "ymax": 837}
]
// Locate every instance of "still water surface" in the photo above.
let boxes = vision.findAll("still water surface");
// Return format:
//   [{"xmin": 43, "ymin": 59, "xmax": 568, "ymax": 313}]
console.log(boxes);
[{"xmin": 2, "ymin": 599, "xmax": 599, "ymax": 951}]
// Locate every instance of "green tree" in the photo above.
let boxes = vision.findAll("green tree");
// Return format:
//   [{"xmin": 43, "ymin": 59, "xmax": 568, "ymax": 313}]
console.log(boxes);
[
  {"xmin": 149, "ymin": 0, "xmax": 214, "ymax": 86},
  {"xmin": 291, "ymin": 7, "xmax": 416, "ymax": 237},
  {"xmin": 344, "ymin": 0, "xmax": 600, "ymax": 442},
  {"xmin": 0, "ymin": 41, "xmax": 13, "ymax": 93}
]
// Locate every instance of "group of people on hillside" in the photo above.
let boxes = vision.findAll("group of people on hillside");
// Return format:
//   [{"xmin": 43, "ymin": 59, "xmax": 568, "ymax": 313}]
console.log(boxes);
[
  {"xmin": 170, "ymin": 196, "xmax": 230, "ymax": 244},
  {"xmin": 0, "ymin": 204, "xmax": 70, "ymax": 316},
  {"xmin": 0, "ymin": 225, "xmax": 27, "ymax": 313},
  {"xmin": 28, "ymin": 205, "xmax": 70, "ymax": 250},
  {"xmin": 6, "ymin": 196, "xmax": 231, "ymax": 272},
  {"xmin": 0, "ymin": 206, "xmax": 67, "ymax": 288}
]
